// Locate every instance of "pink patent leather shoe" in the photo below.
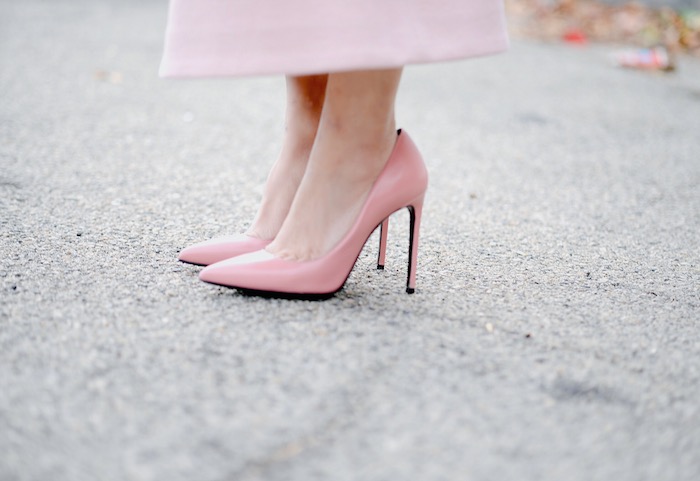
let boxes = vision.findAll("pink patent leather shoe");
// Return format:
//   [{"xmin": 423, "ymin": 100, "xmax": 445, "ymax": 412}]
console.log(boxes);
[
  {"xmin": 178, "ymin": 234, "xmax": 271, "ymax": 266},
  {"xmin": 199, "ymin": 130, "xmax": 428, "ymax": 299}
]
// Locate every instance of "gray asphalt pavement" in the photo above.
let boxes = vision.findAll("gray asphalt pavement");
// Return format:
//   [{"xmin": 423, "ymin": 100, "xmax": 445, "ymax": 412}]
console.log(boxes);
[{"xmin": 1, "ymin": 1, "xmax": 699, "ymax": 480}]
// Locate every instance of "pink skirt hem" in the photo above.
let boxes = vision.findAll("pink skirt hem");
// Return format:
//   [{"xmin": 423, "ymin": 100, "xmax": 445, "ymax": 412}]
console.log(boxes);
[{"xmin": 160, "ymin": 0, "xmax": 509, "ymax": 78}]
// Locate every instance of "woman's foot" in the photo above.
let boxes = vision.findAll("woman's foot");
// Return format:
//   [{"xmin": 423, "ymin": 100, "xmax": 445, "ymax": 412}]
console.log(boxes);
[
  {"xmin": 245, "ymin": 74, "xmax": 327, "ymax": 240},
  {"xmin": 244, "ymin": 131, "xmax": 313, "ymax": 240},
  {"xmin": 266, "ymin": 68, "xmax": 402, "ymax": 261}
]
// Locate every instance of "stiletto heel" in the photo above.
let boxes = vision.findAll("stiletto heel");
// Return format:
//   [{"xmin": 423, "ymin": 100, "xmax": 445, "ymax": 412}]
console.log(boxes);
[
  {"xmin": 377, "ymin": 218, "xmax": 389, "ymax": 270},
  {"xmin": 406, "ymin": 195, "xmax": 424, "ymax": 294},
  {"xmin": 199, "ymin": 130, "xmax": 428, "ymax": 298}
]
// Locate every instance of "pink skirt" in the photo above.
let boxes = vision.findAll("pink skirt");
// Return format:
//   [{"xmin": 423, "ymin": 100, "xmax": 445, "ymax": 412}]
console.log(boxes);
[{"xmin": 160, "ymin": 0, "xmax": 509, "ymax": 78}]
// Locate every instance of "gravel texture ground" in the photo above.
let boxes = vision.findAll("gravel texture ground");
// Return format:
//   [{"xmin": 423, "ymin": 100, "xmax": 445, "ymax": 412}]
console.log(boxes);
[{"xmin": 1, "ymin": 1, "xmax": 699, "ymax": 480}]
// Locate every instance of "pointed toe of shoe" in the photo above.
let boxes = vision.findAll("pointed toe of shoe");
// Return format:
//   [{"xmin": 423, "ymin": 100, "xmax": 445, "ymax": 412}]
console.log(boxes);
[
  {"xmin": 198, "ymin": 249, "xmax": 349, "ymax": 298},
  {"xmin": 199, "ymin": 250, "xmax": 278, "ymax": 287},
  {"xmin": 198, "ymin": 258, "xmax": 235, "ymax": 285},
  {"xmin": 178, "ymin": 245, "xmax": 212, "ymax": 265},
  {"xmin": 178, "ymin": 235, "xmax": 271, "ymax": 266},
  {"xmin": 198, "ymin": 263, "xmax": 228, "ymax": 285}
]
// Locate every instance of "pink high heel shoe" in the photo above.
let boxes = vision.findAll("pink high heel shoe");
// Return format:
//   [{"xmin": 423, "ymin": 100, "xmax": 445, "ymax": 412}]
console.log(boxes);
[
  {"xmin": 199, "ymin": 130, "xmax": 428, "ymax": 299},
  {"xmin": 178, "ymin": 234, "xmax": 271, "ymax": 266}
]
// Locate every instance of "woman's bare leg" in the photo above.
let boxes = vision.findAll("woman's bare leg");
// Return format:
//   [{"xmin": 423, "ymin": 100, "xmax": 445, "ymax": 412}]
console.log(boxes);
[
  {"xmin": 267, "ymin": 68, "xmax": 402, "ymax": 261},
  {"xmin": 246, "ymin": 74, "xmax": 328, "ymax": 240}
]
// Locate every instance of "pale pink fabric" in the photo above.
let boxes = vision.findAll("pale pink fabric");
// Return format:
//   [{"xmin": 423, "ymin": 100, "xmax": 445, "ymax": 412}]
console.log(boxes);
[{"xmin": 160, "ymin": 0, "xmax": 509, "ymax": 77}]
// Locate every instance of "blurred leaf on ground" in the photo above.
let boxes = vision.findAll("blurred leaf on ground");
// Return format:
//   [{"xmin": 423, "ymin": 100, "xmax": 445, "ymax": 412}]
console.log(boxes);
[{"xmin": 506, "ymin": 0, "xmax": 700, "ymax": 56}]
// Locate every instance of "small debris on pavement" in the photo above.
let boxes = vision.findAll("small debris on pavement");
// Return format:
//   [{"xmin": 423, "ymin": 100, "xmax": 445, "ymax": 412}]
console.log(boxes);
[
  {"xmin": 563, "ymin": 27, "xmax": 588, "ymax": 44},
  {"xmin": 94, "ymin": 70, "xmax": 123, "ymax": 84},
  {"xmin": 611, "ymin": 45, "xmax": 675, "ymax": 71}
]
